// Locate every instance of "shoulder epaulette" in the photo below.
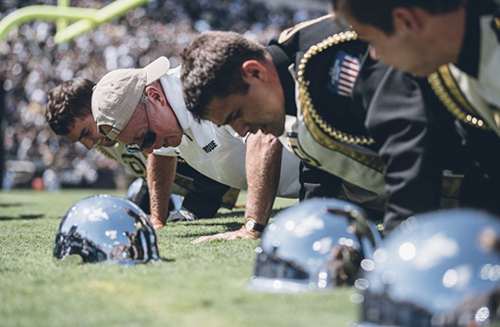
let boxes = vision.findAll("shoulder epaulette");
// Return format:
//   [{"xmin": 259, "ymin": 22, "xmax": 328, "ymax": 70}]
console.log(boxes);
[
  {"xmin": 278, "ymin": 14, "xmax": 333, "ymax": 44},
  {"xmin": 428, "ymin": 65, "xmax": 490, "ymax": 130}
]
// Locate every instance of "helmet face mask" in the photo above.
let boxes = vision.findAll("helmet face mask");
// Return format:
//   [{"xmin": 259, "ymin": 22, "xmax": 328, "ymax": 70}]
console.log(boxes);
[
  {"xmin": 248, "ymin": 199, "xmax": 382, "ymax": 292},
  {"xmin": 356, "ymin": 209, "xmax": 500, "ymax": 327},
  {"xmin": 53, "ymin": 195, "xmax": 160, "ymax": 265}
]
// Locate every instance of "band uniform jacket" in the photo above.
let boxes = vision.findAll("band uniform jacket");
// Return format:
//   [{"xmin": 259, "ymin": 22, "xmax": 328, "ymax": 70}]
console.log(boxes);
[
  {"xmin": 353, "ymin": 54, "xmax": 463, "ymax": 233},
  {"xmin": 356, "ymin": 0, "xmax": 500, "ymax": 232},
  {"xmin": 425, "ymin": 0, "xmax": 500, "ymax": 222},
  {"xmin": 267, "ymin": 15, "xmax": 387, "ymax": 211}
]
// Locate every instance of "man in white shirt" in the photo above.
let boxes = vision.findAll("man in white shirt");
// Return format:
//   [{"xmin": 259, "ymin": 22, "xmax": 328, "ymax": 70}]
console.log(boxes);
[
  {"xmin": 45, "ymin": 77, "xmax": 241, "ymax": 221},
  {"xmin": 91, "ymin": 57, "xmax": 301, "ymax": 237}
]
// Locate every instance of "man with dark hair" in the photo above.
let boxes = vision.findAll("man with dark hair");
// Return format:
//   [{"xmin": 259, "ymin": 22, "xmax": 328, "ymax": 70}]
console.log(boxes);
[
  {"xmin": 181, "ymin": 16, "xmax": 389, "ymax": 219},
  {"xmin": 331, "ymin": 0, "xmax": 463, "ymax": 35},
  {"xmin": 329, "ymin": 0, "xmax": 470, "ymax": 77},
  {"xmin": 46, "ymin": 77, "xmax": 241, "ymax": 223},
  {"xmin": 330, "ymin": 0, "xmax": 500, "ymax": 136},
  {"xmin": 181, "ymin": 32, "xmax": 271, "ymax": 129},
  {"xmin": 328, "ymin": 0, "xmax": 500, "ymax": 229}
]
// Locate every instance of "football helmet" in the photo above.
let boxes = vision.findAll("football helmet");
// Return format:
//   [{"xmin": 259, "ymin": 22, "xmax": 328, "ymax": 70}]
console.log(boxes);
[
  {"xmin": 248, "ymin": 198, "xmax": 382, "ymax": 292},
  {"xmin": 126, "ymin": 177, "xmax": 182, "ymax": 214},
  {"xmin": 53, "ymin": 194, "xmax": 160, "ymax": 264},
  {"xmin": 356, "ymin": 209, "xmax": 500, "ymax": 327}
]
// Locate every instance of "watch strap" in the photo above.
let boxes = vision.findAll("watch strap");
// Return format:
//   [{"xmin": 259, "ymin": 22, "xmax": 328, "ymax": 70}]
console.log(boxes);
[{"xmin": 245, "ymin": 218, "xmax": 266, "ymax": 233}]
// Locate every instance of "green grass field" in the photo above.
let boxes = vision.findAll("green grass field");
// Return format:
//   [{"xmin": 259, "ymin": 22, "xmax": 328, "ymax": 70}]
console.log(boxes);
[{"xmin": 0, "ymin": 190, "xmax": 358, "ymax": 327}]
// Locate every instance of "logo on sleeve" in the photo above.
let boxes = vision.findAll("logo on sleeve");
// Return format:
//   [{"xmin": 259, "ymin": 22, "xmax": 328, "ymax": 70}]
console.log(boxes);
[
  {"xmin": 327, "ymin": 51, "xmax": 360, "ymax": 97},
  {"xmin": 202, "ymin": 140, "xmax": 219, "ymax": 153}
]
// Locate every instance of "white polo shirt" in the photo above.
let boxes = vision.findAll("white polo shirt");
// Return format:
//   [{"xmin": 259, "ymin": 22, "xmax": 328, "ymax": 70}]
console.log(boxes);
[{"xmin": 153, "ymin": 67, "xmax": 301, "ymax": 198}]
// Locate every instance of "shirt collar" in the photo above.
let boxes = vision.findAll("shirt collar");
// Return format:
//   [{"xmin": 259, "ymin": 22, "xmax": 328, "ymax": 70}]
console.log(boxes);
[
  {"xmin": 266, "ymin": 44, "xmax": 297, "ymax": 117},
  {"xmin": 456, "ymin": 0, "xmax": 497, "ymax": 77},
  {"xmin": 159, "ymin": 66, "xmax": 192, "ymax": 131}
]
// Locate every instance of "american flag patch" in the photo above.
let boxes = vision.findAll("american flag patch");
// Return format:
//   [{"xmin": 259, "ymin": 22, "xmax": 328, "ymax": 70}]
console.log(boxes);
[{"xmin": 327, "ymin": 51, "xmax": 360, "ymax": 97}]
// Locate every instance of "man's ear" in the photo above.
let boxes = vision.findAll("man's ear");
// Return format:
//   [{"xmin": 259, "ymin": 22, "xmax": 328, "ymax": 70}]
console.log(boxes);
[
  {"xmin": 145, "ymin": 83, "xmax": 166, "ymax": 106},
  {"xmin": 369, "ymin": 46, "xmax": 379, "ymax": 61},
  {"xmin": 392, "ymin": 7, "xmax": 424, "ymax": 36},
  {"xmin": 241, "ymin": 60, "xmax": 267, "ymax": 82}
]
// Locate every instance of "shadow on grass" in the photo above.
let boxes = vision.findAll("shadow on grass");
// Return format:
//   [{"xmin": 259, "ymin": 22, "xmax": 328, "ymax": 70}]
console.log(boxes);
[
  {"xmin": 178, "ymin": 208, "xmax": 290, "ymax": 239},
  {"xmin": 0, "ymin": 214, "xmax": 45, "ymax": 221},
  {"xmin": 212, "ymin": 210, "xmax": 245, "ymax": 218},
  {"xmin": 0, "ymin": 203, "xmax": 22, "ymax": 208},
  {"xmin": 203, "ymin": 208, "xmax": 287, "ymax": 221},
  {"xmin": 177, "ymin": 221, "xmax": 242, "ymax": 239},
  {"xmin": 160, "ymin": 257, "xmax": 175, "ymax": 263}
]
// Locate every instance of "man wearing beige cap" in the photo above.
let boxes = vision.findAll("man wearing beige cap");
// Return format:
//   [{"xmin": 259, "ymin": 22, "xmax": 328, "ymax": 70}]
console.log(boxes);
[{"xmin": 92, "ymin": 56, "xmax": 301, "ymax": 238}]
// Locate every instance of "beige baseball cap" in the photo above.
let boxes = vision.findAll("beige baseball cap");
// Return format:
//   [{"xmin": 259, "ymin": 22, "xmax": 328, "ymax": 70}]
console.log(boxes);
[{"xmin": 91, "ymin": 56, "xmax": 170, "ymax": 140}]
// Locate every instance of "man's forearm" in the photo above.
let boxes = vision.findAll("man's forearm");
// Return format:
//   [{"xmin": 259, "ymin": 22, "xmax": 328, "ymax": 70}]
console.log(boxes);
[
  {"xmin": 147, "ymin": 154, "xmax": 177, "ymax": 224},
  {"xmin": 244, "ymin": 132, "xmax": 283, "ymax": 228},
  {"xmin": 190, "ymin": 132, "xmax": 283, "ymax": 244}
]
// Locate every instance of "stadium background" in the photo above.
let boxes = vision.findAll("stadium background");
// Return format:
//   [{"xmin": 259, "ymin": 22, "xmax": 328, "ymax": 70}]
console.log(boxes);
[{"xmin": 0, "ymin": 0, "xmax": 329, "ymax": 192}]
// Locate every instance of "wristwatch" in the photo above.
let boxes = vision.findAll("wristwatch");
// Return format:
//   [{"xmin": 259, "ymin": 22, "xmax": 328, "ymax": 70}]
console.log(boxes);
[{"xmin": 244, "ymin": 218, "xmax": 266, "ymax": 233}]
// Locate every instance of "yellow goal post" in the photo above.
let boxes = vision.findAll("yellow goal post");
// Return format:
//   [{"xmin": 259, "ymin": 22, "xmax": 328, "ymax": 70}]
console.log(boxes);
[{"xmin": 0, "ymin": 0, "xmax": 149, "ymax": 44}]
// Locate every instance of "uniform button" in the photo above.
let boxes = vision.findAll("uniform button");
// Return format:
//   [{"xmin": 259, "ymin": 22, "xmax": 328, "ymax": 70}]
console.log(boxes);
[{"xmin": 494, "ymin": 112, "xmax": 500, "ymax": 127}]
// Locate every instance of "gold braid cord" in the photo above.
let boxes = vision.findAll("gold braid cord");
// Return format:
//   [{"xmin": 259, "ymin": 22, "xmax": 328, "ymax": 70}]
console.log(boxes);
[
  {"xmin": 428, "ymin": 65, "xmax": 489, "ymax": 130},
  {"xmin": 297, "ymin": 31, "xmax": 376, "ymax": 146},
  {"xmin": 296, "ymin": 31, "xmax": 385, "ymax": 173}
]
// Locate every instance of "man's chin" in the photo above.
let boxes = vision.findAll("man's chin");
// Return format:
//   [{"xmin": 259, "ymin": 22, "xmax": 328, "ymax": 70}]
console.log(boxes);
[
  {"xmin": 271, "ymin": 126, "xmax": 285, "ymax": 137},
  {"xmin": 409, "ymin": 69, "xmax": 433, "ymax": 78},
  {"xmin": 162, "ymin": 137, "xmax": 182, "ymax": 148},
  {"xmin": 399, "ymin": 63, "xmax": 438, "ymax": 78}
]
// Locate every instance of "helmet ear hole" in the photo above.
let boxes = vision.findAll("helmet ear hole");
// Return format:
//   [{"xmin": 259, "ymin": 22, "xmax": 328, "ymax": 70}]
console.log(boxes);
[
  {"xmin": 53, "ymin": 194, "xmax": 161, "ymax": 265},
  {"xmin": 247, "ymin": 198, "xmax": 382, "ymax": 293}
]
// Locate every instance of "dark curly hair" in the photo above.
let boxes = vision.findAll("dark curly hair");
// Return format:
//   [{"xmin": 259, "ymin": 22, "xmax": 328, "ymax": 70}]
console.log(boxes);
[
  {"xmin": 46, "ymin": 77, "xmax": 95, "ymax": 135},
  {"xmin": 181, "ymin": 31, "xmax": 267, "ymax": 121}
]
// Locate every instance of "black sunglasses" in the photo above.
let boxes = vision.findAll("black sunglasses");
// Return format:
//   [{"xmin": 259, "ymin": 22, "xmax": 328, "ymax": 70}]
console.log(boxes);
[{"xmin": 126, "ymin": 98, "xmax": 156, "ymax": 153}]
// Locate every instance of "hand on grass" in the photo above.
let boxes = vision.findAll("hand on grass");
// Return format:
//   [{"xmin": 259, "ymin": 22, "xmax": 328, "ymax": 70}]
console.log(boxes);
[
  {"xmin": 150, "ymin": 217, "xmax": 166, "ymax": 229},
  {"xmin": 191, "ymin": 227, "xmax": 260, "ymax": 244}
]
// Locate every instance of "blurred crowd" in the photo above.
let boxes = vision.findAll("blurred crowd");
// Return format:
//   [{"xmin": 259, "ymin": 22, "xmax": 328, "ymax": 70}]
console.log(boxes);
[{"xmin": 0, "ymin": 0, "xmax": 327, "ymax": 190}]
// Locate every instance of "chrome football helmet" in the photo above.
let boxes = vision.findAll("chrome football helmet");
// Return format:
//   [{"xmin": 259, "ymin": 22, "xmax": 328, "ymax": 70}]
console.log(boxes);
[
  {"xmin": 248, "ymin": 198, "xmax": 382, "ymax": 292},
  {"xmin": 53, "ymin": 194, "xmax": 160, "ymax": 264},
  {"xmin": 356, "ymin": 209, "xmax": 500, "ymax": 327},
  {"xmin": 126, "ymin": 177, "xmax": 182, "ymax": 214}
]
